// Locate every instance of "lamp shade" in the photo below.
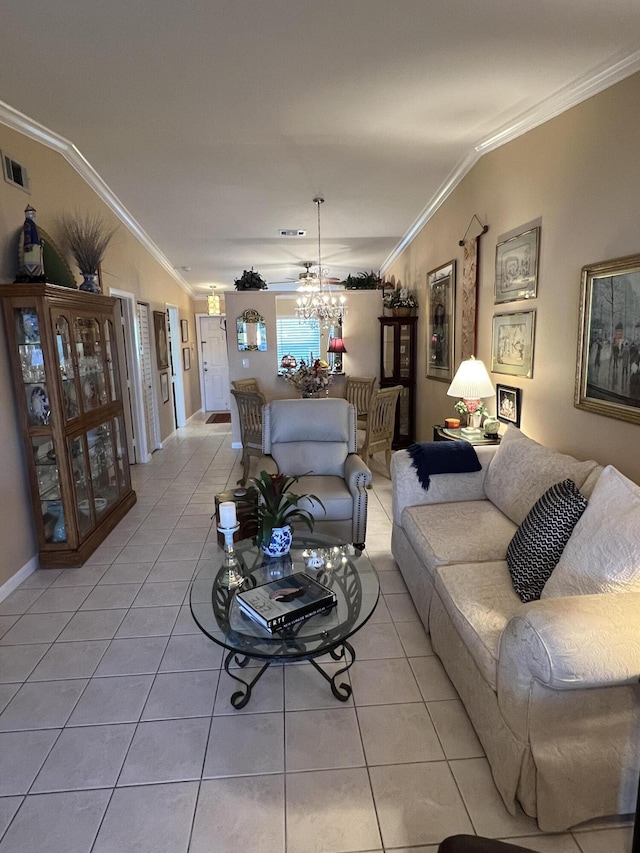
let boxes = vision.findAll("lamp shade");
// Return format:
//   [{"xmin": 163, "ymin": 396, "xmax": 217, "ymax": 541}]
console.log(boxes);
[
  {"xmin": 447, "ymin": 357, "xmax": 495, "ymax": 399},
  {"xmin": 328, "ymin": 337, "xmax": 347, "ymax": 354}
]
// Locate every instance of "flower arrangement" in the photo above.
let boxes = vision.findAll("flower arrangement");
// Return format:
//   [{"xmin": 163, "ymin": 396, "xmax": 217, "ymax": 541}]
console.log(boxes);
[
  {"xmin": 248, "ymin": 470, "xmax": 324, "ymax": 548},
  {"xmin": 382, "ymin": 287, "xmax": 418, "ymax": 309},
  {"xmin": 284, "ymin": 358, "xmax": 333, "ymax": 396},
  {"xmin": 454, "ymin": 400, "xmax": 488, "ymax": 417}
]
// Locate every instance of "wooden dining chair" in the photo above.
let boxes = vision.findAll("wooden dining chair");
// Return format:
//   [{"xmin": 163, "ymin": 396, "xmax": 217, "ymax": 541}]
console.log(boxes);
[
  {"xmin": 230, "ymin": 388, "xmax": 266, "ymax": 485},
  {"xmin": 344, "ymin": 375, "xmax": 376, "ymax": 428},
  {"xmin": 231, "ymin": 378, "xmax": 262, "ymax": 394},
  {"xmin": 358, "ymin": 384, "xmax": 402, "ymax": 477}
]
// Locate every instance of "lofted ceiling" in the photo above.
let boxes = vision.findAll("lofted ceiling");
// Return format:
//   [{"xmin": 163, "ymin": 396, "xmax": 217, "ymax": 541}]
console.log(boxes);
[{"xmin": 1, "ymin": 1, "xmax": 640, "ymax": 297}]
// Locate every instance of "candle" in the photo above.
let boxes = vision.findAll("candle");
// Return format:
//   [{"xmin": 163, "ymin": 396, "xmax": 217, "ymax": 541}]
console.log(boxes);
[{"xmin": 218, "ymin": 501, "xmax": 237, "ymax": 529}]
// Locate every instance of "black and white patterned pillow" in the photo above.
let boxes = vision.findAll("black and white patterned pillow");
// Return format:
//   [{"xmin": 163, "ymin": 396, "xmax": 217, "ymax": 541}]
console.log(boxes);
[{"xmin": 507, "ymin": 479, "xmax": 588, "ymax": 603}]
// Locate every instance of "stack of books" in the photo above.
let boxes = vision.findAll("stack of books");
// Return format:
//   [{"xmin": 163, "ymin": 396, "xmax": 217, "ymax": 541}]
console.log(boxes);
[{"xmin": 236, "ymin": 571, "xmax": 336, "ymax": 633}]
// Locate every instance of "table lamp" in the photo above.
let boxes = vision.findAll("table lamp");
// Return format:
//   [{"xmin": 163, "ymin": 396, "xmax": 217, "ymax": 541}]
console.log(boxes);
[
  {"xmin": 327, "ymin": 337, "xmax": 347, "ymax": 372},
  {"xmin": 447, "ymin": 357, "xmax": 495, "ymax": 430}
]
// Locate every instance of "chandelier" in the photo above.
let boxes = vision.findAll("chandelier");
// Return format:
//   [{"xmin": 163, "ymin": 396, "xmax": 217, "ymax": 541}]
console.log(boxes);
[
  {"xmin": 296, "ymin": 197, "xmax": 347, "ymax": 329},
  {"xmin": 296, "ymin": 262, "xmax": 321, "ymax": 294}
]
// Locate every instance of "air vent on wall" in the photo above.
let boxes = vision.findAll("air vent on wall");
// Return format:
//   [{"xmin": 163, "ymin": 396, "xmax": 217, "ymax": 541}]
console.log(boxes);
[
  {"xmin": 2, "ymin": 152, "xmax": 29, "ymax": 192},
  {"xmin": 278, "ymin": 229, "xmax": 306, "ymax": 237}
]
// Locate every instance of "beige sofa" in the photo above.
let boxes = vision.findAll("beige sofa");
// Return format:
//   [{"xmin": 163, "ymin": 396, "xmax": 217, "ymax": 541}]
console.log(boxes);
[{"xmin": 391, "ymin": 426, "xmax": 640, "ymax": 831}]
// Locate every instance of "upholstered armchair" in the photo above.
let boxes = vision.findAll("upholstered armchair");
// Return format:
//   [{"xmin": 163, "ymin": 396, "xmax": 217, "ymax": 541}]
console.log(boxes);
[{"xmin": 262, "ymin": 398, "xmax": 372, "ymax": 548}]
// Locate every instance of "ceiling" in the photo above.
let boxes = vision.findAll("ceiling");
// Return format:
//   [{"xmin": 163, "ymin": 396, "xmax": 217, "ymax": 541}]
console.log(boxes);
[{"xmin": 1, "ymin": 1, "xmax": 640, "ymax": 297}]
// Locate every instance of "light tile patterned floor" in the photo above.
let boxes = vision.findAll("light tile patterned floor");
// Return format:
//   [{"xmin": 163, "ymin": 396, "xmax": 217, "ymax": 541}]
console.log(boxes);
[{"xmin": 0, "ymin": 414, "xmax": 633, "ymax": 852}]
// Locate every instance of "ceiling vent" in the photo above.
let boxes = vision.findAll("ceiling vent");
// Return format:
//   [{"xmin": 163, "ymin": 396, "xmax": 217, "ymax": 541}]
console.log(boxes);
[
  {"xmin": 2, "ymin": 152, "xmax": 29, "ymax": 192},
  {"xmin": 278, "ymin": 229, "xmax": 306, "ymax": 237}
]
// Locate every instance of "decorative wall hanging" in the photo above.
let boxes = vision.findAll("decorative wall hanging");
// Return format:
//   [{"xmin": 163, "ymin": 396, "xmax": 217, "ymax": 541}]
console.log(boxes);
[
  {"xmin": 491, "ymin": 310, "xmax": 536, "ymax": 378},
  {"xmin": 496, "ymin": 383, "xmax": 522, "ymax": 427},
  {"xmin": 153, "ymin": 310, "xmax": 169, "ymax": 370},
  {"xmin": 181, "ymin": 319, "xmax": 189, "ymax": 342},
  {"xmin": 183, "ymin": 347, "xmax": 191, "ymax": 370},
  {"xmin": 237, "ymin": 308, "xmax": 267, "ymax": 351},
  {"xmin": 575, "ymin": 252, "xmax": 640, "ymax": 424},
  {"xmin": 495, "ymin": 226, "xmax": 539, "ymax": 304},
  {"xmin": 160, "ymin": 371, "xmax": 170, "ymax": 403},
  {"xmin": 426, "ymin": 260, "xmax": 455, "ymax": 382}
]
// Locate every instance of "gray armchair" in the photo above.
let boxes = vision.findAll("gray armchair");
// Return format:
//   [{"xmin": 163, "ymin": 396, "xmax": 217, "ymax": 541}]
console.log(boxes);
[{"xmin": 262, "ymin": 398, "xmax": 372, "ymax": 548}]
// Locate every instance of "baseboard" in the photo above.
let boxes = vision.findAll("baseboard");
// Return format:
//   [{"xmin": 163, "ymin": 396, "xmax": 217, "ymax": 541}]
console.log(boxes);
[
  {"xmin": 186, "ymin": 408, "xmax": 203, "ymax": 424},
  {"xmin": 0, "ymin": 554, "xmax": 39, "ymax": 603},
  {"xmin": 231, "ymin": 441, "xmax": 242, "ymax": 450}
]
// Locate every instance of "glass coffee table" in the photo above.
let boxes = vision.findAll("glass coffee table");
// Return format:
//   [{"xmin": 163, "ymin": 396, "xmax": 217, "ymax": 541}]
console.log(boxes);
[{"xmin": 190, "ymin": 532, "xmax": 379, "ymax": 708}]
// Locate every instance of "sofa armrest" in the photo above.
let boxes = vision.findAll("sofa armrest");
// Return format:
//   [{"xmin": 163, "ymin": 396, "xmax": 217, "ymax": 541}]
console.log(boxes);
[
  {"xmin": 391, "ymin": 445, "xmax": 498, "ymax": 526},
  {"xmin": 499, "ymin": 593, "xmax": 640, "ymax": 692},
  {"xmin": 344, "ymin": 453, "xmax": 373, "ymax": 491}
]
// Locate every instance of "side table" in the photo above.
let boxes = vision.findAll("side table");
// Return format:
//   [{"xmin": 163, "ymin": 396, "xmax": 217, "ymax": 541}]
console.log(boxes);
[
  {"xmin": 432, "ymin": 425, "xmax": 501, "ymax": 446},
  {"xmin": 214, "ymin": 487, "xmax": 258, "ymax": 546}
]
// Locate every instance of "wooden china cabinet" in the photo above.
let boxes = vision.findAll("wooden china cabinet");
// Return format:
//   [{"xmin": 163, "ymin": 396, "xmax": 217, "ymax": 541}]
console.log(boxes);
[
  {"xmin": 0, "ymin": 283, "xmax": 136, "ymax": 568},
  {"xmin": 378, "ymin": 315, "xmax": 417, "ymax": 448}
]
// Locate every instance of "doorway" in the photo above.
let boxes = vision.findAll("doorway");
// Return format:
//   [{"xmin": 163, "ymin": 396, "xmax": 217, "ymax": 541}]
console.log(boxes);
[
  {"xmin": 167, "ymin": 305, "xmax": 186, "ymax": 428},
  {"xmin": 198, "ymin": 314, "xmax": 229, "ymax": 412}
]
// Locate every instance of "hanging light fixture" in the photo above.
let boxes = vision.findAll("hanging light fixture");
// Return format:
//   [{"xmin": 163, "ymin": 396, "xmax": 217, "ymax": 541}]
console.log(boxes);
[
  {"xmin": 296, "ymin": 197, "xmax": 347, "ymax": 329},
  {"xmin": 207, "ymin": 286, "xmax": 221, "ymax": 315},
  {"xmin": 296, "ymin": 262, "xmax": 321, "ymax": 294}
]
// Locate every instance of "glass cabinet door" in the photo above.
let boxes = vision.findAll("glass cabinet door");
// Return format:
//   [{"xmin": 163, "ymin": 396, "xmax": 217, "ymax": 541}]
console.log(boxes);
[
  {"xmin": 399, "ymin": 324, "xmax": 411, "ymax": 379},
  {"xmin": 55, "ymin": 314, "xmax": 80, "ymax": 420},
  {"xmin": 32, "ymin": 437, "xmax": 66, "ymax": 543},
  {"xmin": 15, "ymin": 308, "xmax": 51, "ymax": 427},
  {"xmin": 103, "ymin": 319, "xmax": 121, "ymax": 402},
  {"xmin": 70, "ymin": 435, "xmax": 92, "ymax": 537},
  {"xmin": 74, "ymin": 317, "xmax": 108, "ymax": 412},
  {"xmin": 382, "ymin": 324, "xmax": 395, "ymax": 381},
  {"xmin": 87, "ymin": 421, "xmax": 118, "ymax": 516}
]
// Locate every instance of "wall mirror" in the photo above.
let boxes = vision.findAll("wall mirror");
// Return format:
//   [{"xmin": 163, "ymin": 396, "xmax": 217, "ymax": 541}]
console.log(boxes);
[{"xmin": 236, "ymin": 308, "xmax": 267, "ymax": 351}]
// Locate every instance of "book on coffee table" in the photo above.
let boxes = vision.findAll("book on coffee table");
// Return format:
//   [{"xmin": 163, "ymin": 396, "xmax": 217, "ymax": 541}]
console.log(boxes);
[{"xmin": 236, "ymin": 571, "xmax": 337, "ymax": 633}]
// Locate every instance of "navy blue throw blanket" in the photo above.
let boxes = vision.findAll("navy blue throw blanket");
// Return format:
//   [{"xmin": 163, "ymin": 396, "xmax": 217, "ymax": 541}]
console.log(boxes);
[{"xmin": 407, "ymin": 440, "xmax": 482, "ymax": 490}]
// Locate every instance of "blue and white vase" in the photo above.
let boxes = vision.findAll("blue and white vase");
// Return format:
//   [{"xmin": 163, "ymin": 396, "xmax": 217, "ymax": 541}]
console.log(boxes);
[{"xmin": 261, "ymin": 525, "xmax": 292, "ymax": 557}]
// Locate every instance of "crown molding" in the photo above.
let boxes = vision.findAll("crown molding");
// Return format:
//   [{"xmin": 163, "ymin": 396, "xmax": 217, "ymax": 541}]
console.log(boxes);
[
  {"xmin": 381, "ymin": 49, "xmax": 640, "ymax": 274},
  {"xmin": 0, "ymin": 100, "xmax": 193, "ymax": 296}
]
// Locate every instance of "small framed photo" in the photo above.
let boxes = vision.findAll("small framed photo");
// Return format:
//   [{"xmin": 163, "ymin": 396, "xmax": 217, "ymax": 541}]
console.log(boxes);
[
  {"xmin": 182, "ymin": 347, "xmax": 191, "ymax": 371},
  {"xmin": 491, "ymin": 310, "xmax": 536, "ymax": 378},
  {"xmin": 160, "ymin": 371, "xmax": 170, "ymax": 403},
  {"xmin": 426, "ymin": 260, "xmax": 456, "ymax": 382},
  {"xmin": 495, "ymin": 226, "xmax": 539, "ymax": 304},
  {"xmin": 180, "ymin": 319, "xmax": 189, "ymax": 342},
  {"xmin": 496, "ymin": 384, "xmax": 521, "ymax": 427},
  {"xmin": 575, "ymin": 252, "xmax": 640, "ymax": 424},
  {"xmin": 153, "ymin": 310, "xmax": 169, "ymax": 370}
]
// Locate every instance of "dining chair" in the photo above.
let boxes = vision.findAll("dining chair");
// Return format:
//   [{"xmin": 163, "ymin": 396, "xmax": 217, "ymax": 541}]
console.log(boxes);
[
  {"xmin": 344, "ymin": 375, "xmax": 376, "ymax": 428},
  {"xmin": 231, "ymin": 378, "xmax": 262, "ymax": 394},
  {"xmin": 230, "ymin": 388, "xmax": 266, "ymax": 485},
  {"xmin": 358, "ymin": 384, "xmax": 402, "ymax": 477}
]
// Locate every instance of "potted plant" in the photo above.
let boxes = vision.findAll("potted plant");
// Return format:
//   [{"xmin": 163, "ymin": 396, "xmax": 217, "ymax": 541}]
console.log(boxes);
[
  {"xmin": 342, "ymin": 270, "xmax": 382, "ymax": 290},
  {"xmin": 60, "ymin": 211, "xmax": 118, "ymax": 293},
  {"xmin": 248, "ymin": 470, "xmax": 325, "ymax": 556},
  {"xmin": 234, "ymin": 268, "xmax": 268, "ymax": 290},
  {"xmin": 383, "ymin": 287, "xmax": 418, "ymax": 316}
]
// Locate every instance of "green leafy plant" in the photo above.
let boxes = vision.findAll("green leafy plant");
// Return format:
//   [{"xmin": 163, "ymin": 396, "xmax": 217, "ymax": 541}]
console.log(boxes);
[
  {"xmin": 234, "ymin": 268, "xmax": 267, "ymax": 290},
  {"xmin": 248, "ymin": 471, "xmax": 325, "ymax": 548},
  {"xmin": 341, "ymin": 270, "xmax": 382, "ymax": 290}
]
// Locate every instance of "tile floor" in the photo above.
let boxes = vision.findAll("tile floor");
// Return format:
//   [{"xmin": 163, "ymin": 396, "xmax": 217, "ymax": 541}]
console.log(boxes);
[{"xmin": 0, "ymin": 413, "xmax": 633, "ymax": 853}]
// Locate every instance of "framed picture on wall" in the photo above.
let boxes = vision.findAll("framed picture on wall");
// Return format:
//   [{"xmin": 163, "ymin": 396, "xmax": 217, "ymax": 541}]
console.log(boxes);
[
  {"xmin": 491, "ymin": 310, "xmax": 536, "ymax": 378},
  {"xmin": 575, "ymin": 252, "xmax": 640, "ymax": 425},
  {"xmin": 426, "ymin": 260, "xmax": 456, "ymax": 382},
  {"xmin": 181, "ymin": 319, "xmax": 189, "ymax": 342},
  {"xmin": 495, "ymin": 226, "xmax": 539, "ymax": 304},
  {"xmin": 160, "ymin": 371, "xmax": 170, "ymax": 403},
  {"xmin": 183, "ymin": 347, "xmax": 191, "ymax": 370},
  {"xmin": 496, "ymin": 384, "xmax": 521, "ymax": 427},
  {"xmin": 153, "ymin": 310, "xmax": 169, "ymax": 370}
]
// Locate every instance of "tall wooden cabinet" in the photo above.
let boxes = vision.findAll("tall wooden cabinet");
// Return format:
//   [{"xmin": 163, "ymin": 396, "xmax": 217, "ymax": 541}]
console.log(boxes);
[
  {"xmin": 0, "ymin": 283, "xmax": 136, "ymax": 568},
  {"xmin": 378, "ymin": 315, "xmax": 417, "ymax": 448}
]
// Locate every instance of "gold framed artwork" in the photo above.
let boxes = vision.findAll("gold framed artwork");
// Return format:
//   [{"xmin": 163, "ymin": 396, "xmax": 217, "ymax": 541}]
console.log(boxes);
[
  {"xmin": 575, "ymin": 252, "xmax": 640, "ymax": 424},
  {"xmin": 183, "ymin": 347, "xmax": 191, "ymax": 371},
  {"xmin": 160, "ymin": 371, "xmax": 170, "ymax": 403},
  {"xmin": 181, "ymin": 319, "xmax": 188, "ymax": 342},
  {"xmin": 153, "ymin": 310, "xmax": 169, "ymax": 370},
  {"xmin": 426, "ymin": 260, "xmax": 456, "ymax": 382},
  {"xmin": 495, "ymin": 226, "xmax": 539, "ymax": 304},
  {"xmin": 491, "ymin": 310, "xmax": 536, "ymax": 378}
]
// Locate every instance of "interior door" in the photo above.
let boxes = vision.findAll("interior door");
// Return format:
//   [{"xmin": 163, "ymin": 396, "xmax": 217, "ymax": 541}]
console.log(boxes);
[
  {"xmin": 200, "ymin": 316, "xmax": 229, "ymax": 412},
  {"xmin": 136, "ymin": 302, "xmax": 158, "ymax": 453}
]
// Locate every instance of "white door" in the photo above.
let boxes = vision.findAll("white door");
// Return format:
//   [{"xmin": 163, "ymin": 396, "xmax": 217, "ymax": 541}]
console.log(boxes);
[
  {"xmin": 136, "ymin": 302, "xmax": 159, "ymax": 453},
  {"xmin": 167, "ymin": 305, "xmax": 186, "ymax": 427},
  {"xmin": 200, "ymin": 316, "xmax": 229, "ymax": 411}
]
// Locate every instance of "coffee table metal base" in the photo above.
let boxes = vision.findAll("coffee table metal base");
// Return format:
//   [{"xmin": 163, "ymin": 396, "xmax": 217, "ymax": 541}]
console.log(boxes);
[{"xmin": 223, "ymin": 640, "xmax": 356, "ymax": 709}]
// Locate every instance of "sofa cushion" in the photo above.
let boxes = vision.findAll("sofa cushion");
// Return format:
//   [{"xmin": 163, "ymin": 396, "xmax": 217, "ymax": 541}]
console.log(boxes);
[
  {"xmin": 507, "ymin": 479, "xmax": 588, "ymax": 603},
  {"xmin": 484, "ymin": 426, "xmax": 598, "ymax": 526},
  {"xmin": 542, "ymin": 465, "xmax": 640, "ymax": 598},
  {"xmin": 401, "ymin": 500, "xmax": 517, "ymax": 577},
  {"xmin": 434, "ymin": 561, "xmax": 523, "ymax": 690}
]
